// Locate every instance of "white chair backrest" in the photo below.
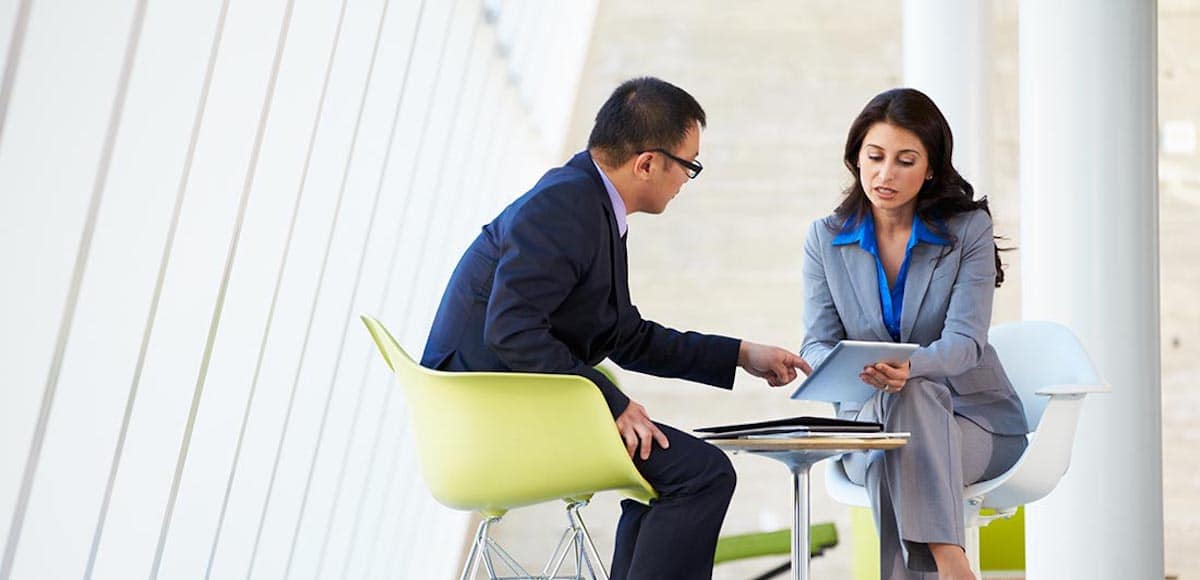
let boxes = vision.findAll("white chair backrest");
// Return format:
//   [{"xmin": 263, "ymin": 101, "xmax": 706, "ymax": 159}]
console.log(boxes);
[{"xmin": 987, "ymin": 321, "xmax": 1102, "ymax": 430}]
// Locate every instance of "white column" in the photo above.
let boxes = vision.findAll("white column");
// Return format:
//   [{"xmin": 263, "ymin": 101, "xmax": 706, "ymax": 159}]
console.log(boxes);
[
  {"xmin": 902, "ymin": 0, "xmax": 989, "ymax": 192},
  {"xmin": 1019, "ymin": 1, "xmax": 1162, "ymax": 578}
]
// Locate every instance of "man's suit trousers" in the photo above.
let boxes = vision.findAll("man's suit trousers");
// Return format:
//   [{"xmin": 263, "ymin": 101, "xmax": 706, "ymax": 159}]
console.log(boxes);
[{"xmin": 609, "ymin": 423, "xmax": 736, "ymax": 580}]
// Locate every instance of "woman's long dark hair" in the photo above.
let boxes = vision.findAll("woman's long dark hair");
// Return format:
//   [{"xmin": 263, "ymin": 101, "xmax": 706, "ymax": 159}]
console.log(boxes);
[{"xmin": 835, "ymin": 88, "xmax": 1005, "ymax": 287}]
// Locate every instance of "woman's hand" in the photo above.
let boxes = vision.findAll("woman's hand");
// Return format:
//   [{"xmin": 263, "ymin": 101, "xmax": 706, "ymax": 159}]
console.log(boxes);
[{"xmin": 860, "ymin": 360, "xmax": 911, "ymax": 394}]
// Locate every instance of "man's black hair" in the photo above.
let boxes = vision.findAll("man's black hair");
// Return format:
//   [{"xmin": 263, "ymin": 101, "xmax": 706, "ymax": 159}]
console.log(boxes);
[{"xmin": 587, "ymin": 77, "xmax": 706, "ymax": 166}]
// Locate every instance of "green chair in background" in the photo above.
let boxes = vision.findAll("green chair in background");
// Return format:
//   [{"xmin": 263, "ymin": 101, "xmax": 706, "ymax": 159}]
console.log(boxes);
[
  {"xmin": 361, "ymin": 315, "xmax": 656, "ymax": 580},
  {"xmin": 715, "ymin": 523, "xmax": 839, "ymax": 580},
  {"xmin": 847, "ymin": 505, "xmax": 1026, "ymax": 579}
]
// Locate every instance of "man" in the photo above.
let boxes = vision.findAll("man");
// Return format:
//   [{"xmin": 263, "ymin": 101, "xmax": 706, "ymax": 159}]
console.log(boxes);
[{"xmin": 422, "ymin": 77, "xmax": 810, "ymax": 580}]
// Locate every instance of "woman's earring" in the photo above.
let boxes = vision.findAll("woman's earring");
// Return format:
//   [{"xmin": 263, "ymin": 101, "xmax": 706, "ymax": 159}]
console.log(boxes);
[{"xmin": 926, "ymin": 174, "xmax": 933, "ymax": 180}]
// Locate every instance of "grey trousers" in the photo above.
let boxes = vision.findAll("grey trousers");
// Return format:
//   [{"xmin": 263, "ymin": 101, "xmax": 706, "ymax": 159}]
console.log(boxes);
[{"xmin": 841, "ymin": 379, "xmax": 1027, "ymax": 579}]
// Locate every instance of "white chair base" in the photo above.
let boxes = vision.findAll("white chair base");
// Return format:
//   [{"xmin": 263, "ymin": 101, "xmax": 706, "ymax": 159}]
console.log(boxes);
[
  {"xmin": 460, "ymin": 501, "xmax": 609, "ymax": 580},
  {"xmin": 963, "ymin": 498, "xmax": 1020, "ymax": 578}
]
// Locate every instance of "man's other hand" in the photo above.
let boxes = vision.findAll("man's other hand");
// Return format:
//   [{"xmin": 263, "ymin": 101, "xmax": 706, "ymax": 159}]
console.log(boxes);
[
  {"xmin": 738, "ymin": 341, "xmax": 812, "ymax": 387},
  {"xmin": 615, "ymin": 400, "xmax": 669, "ymax": 460}
]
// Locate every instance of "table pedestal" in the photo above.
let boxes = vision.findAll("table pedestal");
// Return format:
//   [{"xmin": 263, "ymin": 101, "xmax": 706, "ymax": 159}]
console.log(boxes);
[
  {"xmin": 710, "ymin": 436, "xmax": 909, "ymax": 580},
  {"xmin": 791, "ymin": 466, "xmax": 810, "ymax": 580}
]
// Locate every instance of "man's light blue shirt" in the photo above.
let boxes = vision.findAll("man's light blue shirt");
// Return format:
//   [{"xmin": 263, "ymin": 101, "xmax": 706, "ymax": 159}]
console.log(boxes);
[
  {"xmin": 832, "ymin": 213, "xmax": 950, "ymax": 341},
  {"xmin": 593, "ymin": 159, "xmax": 628, "ymax": 236}
]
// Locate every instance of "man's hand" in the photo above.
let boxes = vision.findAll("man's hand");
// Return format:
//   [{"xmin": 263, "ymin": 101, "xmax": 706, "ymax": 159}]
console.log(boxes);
[
  {"xmin": 738, "ymin": 341, "xmax": 813, "ymax": 387},
  {"xmin": 615, "ymin": 400, "xmax": 669, "ymax": 460},
  {"xmin": 860, "ymin": 361, "xmax": 911, "ymax": 394}
]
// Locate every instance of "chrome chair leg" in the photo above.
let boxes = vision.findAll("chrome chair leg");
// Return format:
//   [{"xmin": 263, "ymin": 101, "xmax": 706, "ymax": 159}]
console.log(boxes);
[
  {"xmin": 544, "ymin": 529, "xmax": 576, "ymax": 579},
  {"xmin": 461, "ymin": 518, "xmax": 537, "ymax": 580},
  {"xmin": 574, "ymin": 532, "xmax": 584, "ymax": 579},
  {"xmin": 487, "ymin": 536, "xmax": 530, "ymax": 577},
  {"xmin": 541, "ymin": 526, "xmax": 576, "ymax": 578},
  {"xmin": 567, "ymin": 502, "xmax": 609, "ymax": 580},
  {"xmin": 462, "ymin": 505, "xmax": 611, "ymax": 580},
  {"xmin": 579, "ymin": 529, "xmax": 601, "ymax": 580},
  {"xmin": 481, "ymin": 545, "xmax": 500, "ymax": 579},
  {"xmin": 460, "ymin": 518, "xmax": 492, "ymax": 580}
]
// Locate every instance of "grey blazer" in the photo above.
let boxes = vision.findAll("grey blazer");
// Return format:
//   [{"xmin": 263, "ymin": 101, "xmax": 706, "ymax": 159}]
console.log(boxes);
[{"xmin": 798, "ymin": 209, "xmax": 1028, "ymax": 436}]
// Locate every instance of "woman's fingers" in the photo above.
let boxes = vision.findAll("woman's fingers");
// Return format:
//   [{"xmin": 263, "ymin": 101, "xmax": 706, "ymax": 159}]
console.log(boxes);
[
  {"xmin": 860, "ymin": 370, "xmax": 885, "ymax": 389},
  {"xmin": 862, "ymin": 367, "xmax": 905, "ymax": 390},
  {"xmin": 873, "ymin": 362, "xmax": 909, "ymax": 381},
  {"xmin": 871, "ymin": 364, "xmax": 908, "ymax": 391}
]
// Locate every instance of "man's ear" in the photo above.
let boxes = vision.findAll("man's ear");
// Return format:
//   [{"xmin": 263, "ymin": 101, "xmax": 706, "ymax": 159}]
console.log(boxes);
[{"xmin": 632, "ymin": 151, "xmax": 656, "ymax": 181}]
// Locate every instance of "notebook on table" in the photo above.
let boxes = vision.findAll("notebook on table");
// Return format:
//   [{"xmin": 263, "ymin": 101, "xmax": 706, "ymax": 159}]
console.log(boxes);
[{"xmin": 693, "ymin": 416, "xmax": 882, "ymax": 439}]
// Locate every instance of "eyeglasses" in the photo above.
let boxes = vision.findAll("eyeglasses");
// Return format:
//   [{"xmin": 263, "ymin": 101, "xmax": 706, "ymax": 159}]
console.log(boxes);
[{"xmin": 641, "ymin": 148, "xmax": 703, "ymax": 179}]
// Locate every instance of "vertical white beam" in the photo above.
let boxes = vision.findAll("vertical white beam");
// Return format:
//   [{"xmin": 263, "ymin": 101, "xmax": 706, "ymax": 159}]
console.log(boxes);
[
  {"xmin": 153, "ymin": 0, "xmax": 348, "ymax": 576},
  {"xmin": 0, "ymin": 0, "xmax": 142, "ymax": 575},
  {"xmin": 1019, "ymin": 1, "xmax": 1162, "ymax": 578},
  {"xmin": 199, "ymin": 0, "xmax": 390, "ymax": 573},
  {"xmin": 88, "ymin": 0, "xmax": 293, "ymax": 575},
  {"xmin": 13, "ymin": 0, "xmax": 224, "ymax": 577},
  {"xmin": 238, "ymin": 0, "xmax": 440, "ymax": 575},
  {"xmin": 0, "ymin": 0, "xmax": 31, "ymax": 145},
  {"xmin": 278, "ymin": 1, "xmax": 425, "ymax": 577},
  {"xmin": 902, "ymin": 0, "xmax": 989, "ymax": 192}
]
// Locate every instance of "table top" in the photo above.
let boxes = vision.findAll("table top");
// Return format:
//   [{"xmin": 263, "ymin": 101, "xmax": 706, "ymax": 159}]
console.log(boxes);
[{"xmin": 708, "ymin": 436, "xmax": 908, "ymax": 453}]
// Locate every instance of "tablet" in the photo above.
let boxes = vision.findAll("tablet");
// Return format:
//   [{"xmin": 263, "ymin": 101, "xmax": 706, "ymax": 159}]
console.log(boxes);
[{"xmin": 790, "ymin": 340, "xmax": 919, "ymax": 403}]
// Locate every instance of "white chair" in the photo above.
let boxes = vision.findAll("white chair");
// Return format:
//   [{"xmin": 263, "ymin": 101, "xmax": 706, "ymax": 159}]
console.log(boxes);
[{"xmin": 824, "ymin": 321, "xmax": 1111, "ymax": 575}]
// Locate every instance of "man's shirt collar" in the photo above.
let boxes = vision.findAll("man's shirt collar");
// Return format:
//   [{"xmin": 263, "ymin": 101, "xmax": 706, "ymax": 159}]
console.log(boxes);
[{"xmin": 593, "ymin": 159, "xmax": 628, "ymax": 236}]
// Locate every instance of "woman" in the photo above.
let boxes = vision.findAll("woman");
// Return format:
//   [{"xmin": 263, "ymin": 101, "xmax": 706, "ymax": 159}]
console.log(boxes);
[{"xmin": 799, "ymin": 88, "xmax": 1029, "ymax": 580}]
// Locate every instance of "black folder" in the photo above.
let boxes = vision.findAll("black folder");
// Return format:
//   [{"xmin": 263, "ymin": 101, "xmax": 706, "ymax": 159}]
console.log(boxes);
[{"xmin": 693, "ymin": 415, "xmax": 882, "ymax": 439}]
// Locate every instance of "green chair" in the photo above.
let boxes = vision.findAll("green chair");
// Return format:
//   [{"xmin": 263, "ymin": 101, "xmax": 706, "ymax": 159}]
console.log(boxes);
[
  {"xmin": 361, "ymin": 315, "xmax": 656, "ymax": 580},
  {"xmin": 715, "ymin": 524, "xmax": 839, "ymax": 580}
]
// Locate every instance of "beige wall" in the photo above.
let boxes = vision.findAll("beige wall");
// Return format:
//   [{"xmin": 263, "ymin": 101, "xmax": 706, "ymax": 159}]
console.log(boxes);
[
  {"xmin": 1159, "ymin": 1, "xmax": 1200, "ymax": 577},
  {"xmin": 487, "ymin": 1, "xmax": 1200, "ymax": 578}
]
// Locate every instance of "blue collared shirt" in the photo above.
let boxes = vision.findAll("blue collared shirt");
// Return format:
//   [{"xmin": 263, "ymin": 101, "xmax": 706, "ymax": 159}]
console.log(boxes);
[
  {"xmin": 832, "ymin": 213, "xmax": 949, "ymax": 341},
  {"xmin": 593, "ymin": 159, "xmax": 628, "ymax": 236}
]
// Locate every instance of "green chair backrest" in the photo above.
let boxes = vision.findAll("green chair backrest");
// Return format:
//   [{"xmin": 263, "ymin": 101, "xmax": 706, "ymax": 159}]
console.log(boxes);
[{"xmin": 360, "ymin": 315, "xmax": 656, "ymax": 517}]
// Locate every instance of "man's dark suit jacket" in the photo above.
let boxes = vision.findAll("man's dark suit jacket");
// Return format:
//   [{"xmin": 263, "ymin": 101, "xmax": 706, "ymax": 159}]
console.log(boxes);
[{"xmin": 421, "ymin": 151, "xmax": 741, "ymax": 416}]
